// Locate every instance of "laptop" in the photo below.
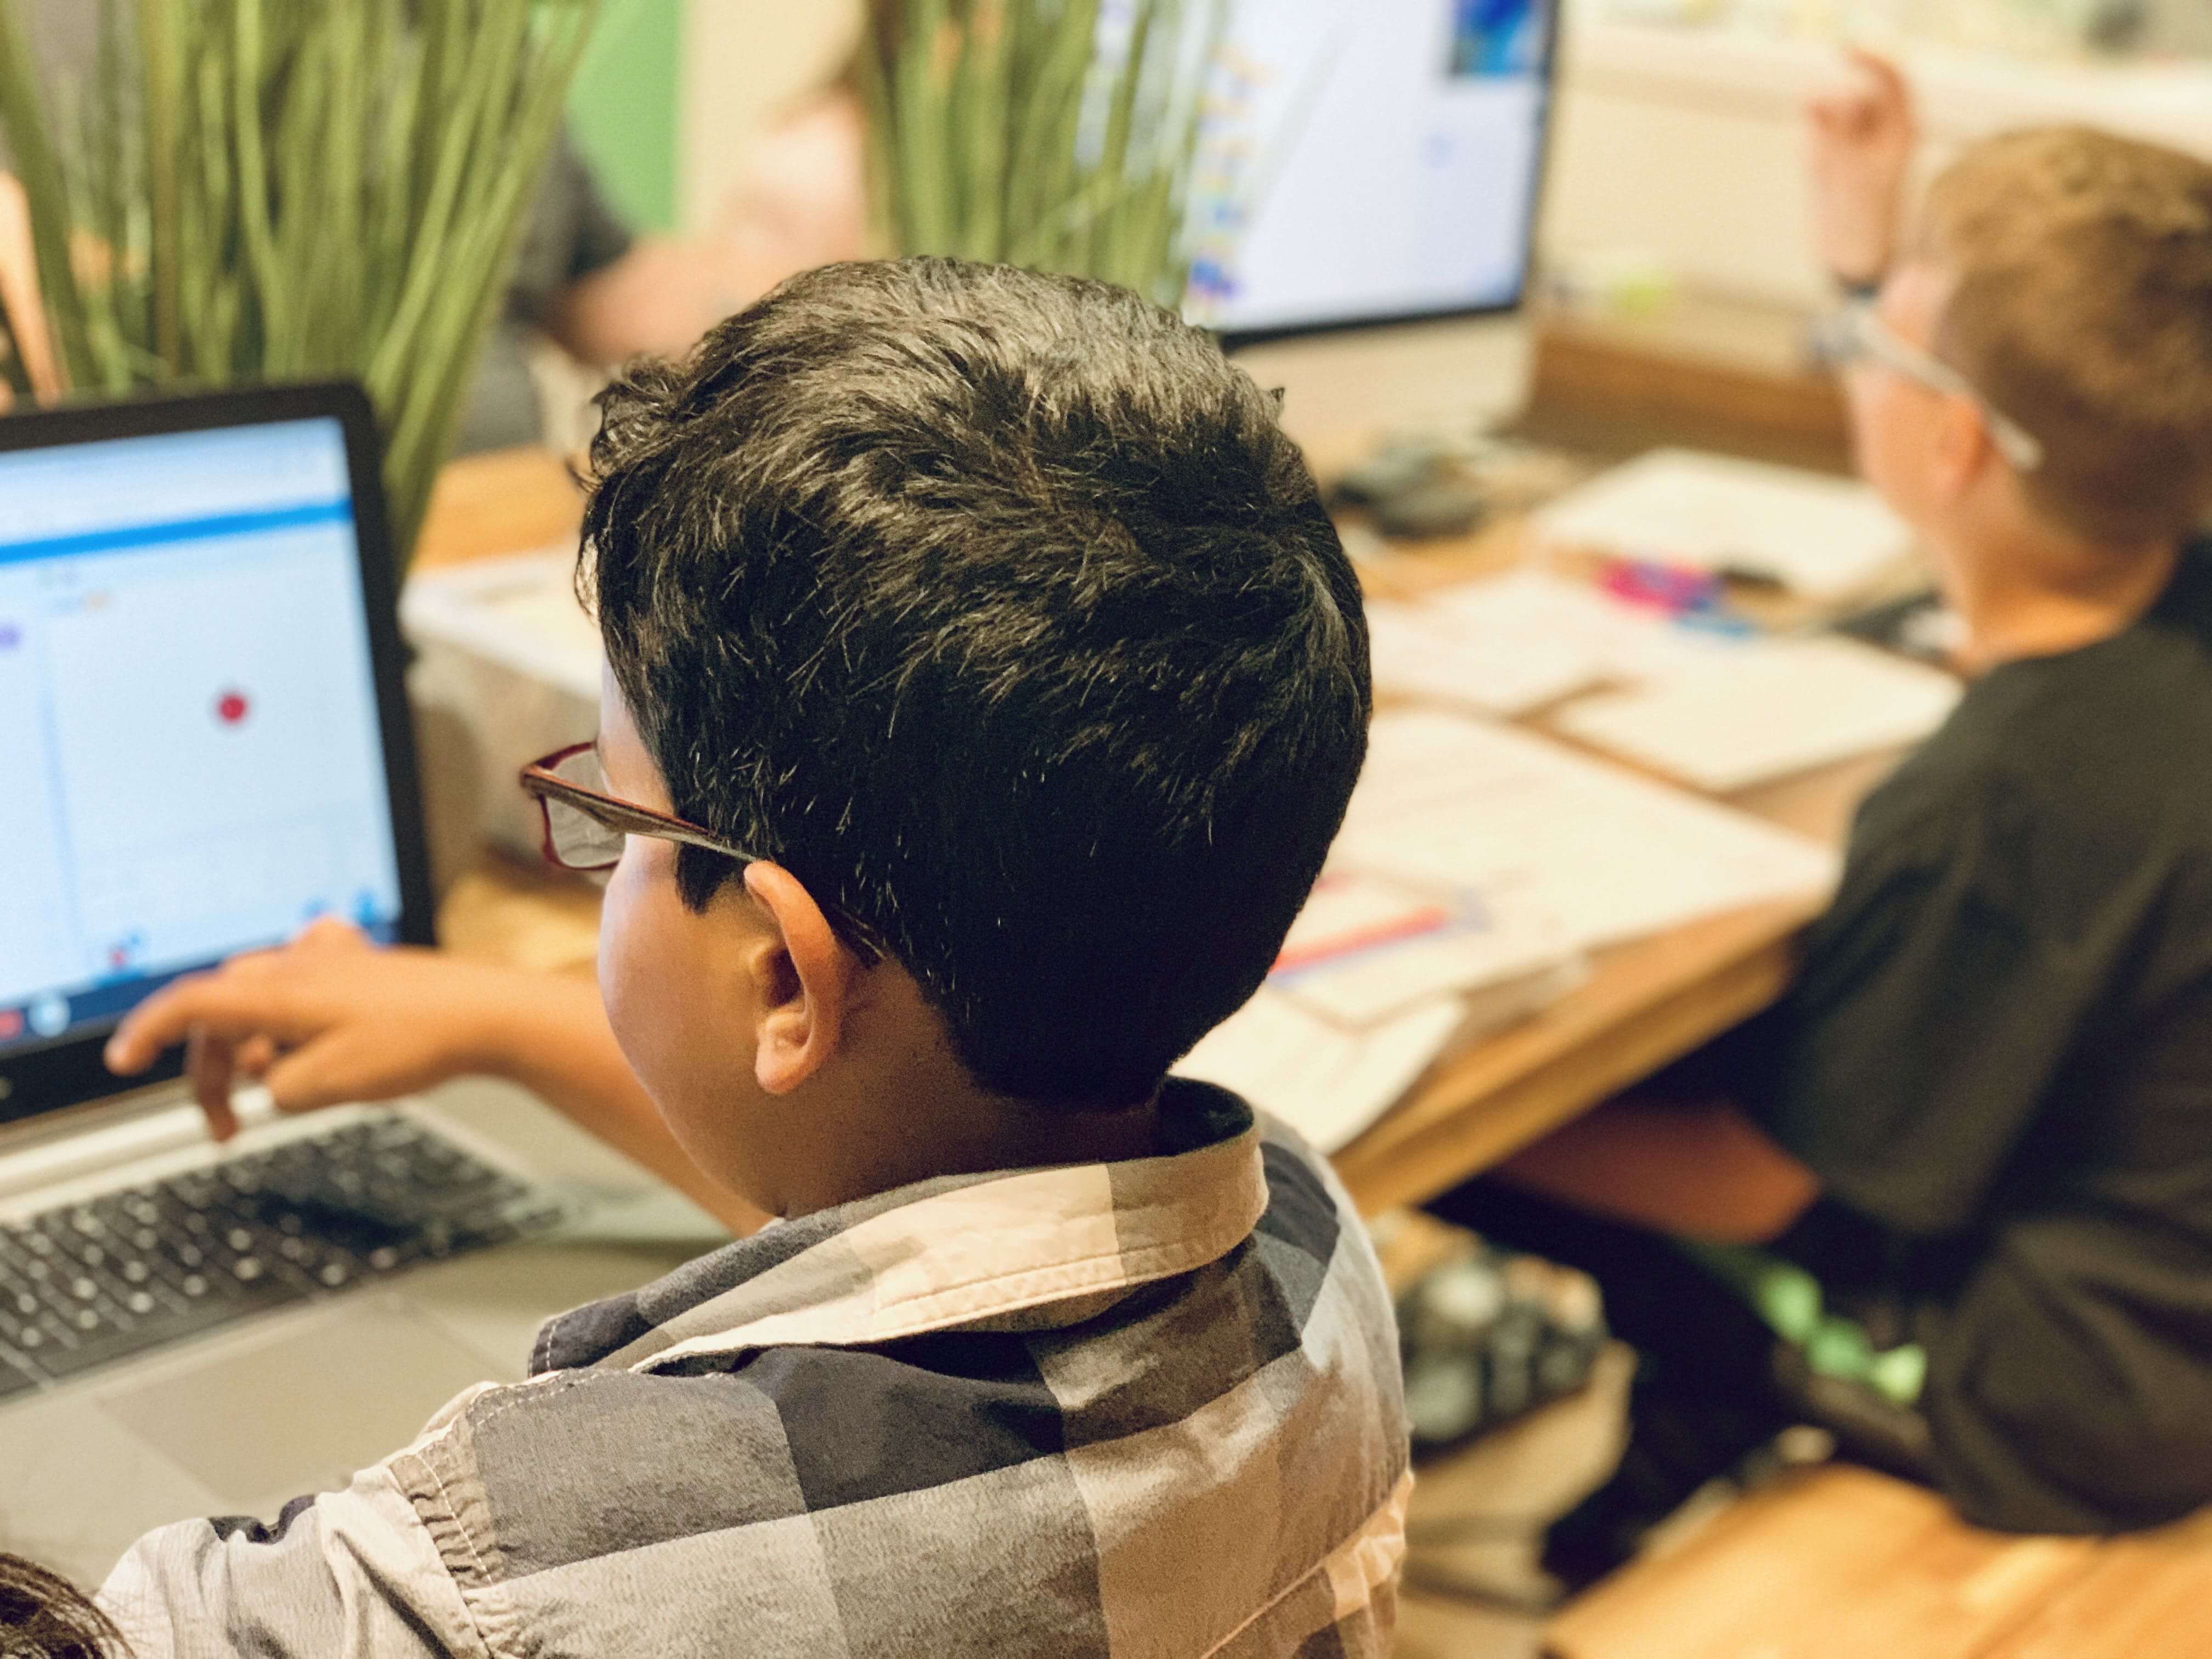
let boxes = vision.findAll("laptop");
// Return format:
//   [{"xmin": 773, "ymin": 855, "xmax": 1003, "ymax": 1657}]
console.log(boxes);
[{"xmin": 0, "ymin": 385, "xmax": 715, "ymax": 1585}]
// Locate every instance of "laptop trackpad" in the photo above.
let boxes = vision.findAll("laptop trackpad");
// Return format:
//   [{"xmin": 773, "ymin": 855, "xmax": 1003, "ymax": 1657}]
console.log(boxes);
[{"xmin": 98, "ymin": 1304, "xmax": 495, "ymax": 1506}]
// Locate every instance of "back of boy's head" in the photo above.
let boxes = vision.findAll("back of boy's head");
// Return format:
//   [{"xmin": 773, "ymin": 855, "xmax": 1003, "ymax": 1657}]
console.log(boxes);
[
  {"xmin": 584, "ymin": 258, "xmax": 1370, "ymax": 1110},
  {"xmin": 1916, "ymin": 126, "xmax": 2212, "ymax": 546},
  {"xmin": 0, "ymin": 1554, "xmax": 123, "ymax": 1656}
]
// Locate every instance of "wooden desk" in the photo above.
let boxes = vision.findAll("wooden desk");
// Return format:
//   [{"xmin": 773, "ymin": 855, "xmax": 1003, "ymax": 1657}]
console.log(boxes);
[
  {"xmin": 1328, "ymin": 518, "xmax": 1889, "ymax": 1215},
  {"xmin": 416, "ymin": 344, "xmax": 1891, "ymax": 1219},
  {"xmin": 410, "ymin": 446, "xmax": 585, "ymax": 573}
]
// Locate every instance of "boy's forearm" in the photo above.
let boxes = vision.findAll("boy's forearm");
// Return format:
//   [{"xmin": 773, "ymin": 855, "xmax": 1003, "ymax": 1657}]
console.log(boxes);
[
  {"xmin": 1496, "ymin": 1097, "xmax": 1820, "ymax": 1244},
  {"xmin": 474, "ymin": 969, "xmax": 772, "ymax": 1236}
]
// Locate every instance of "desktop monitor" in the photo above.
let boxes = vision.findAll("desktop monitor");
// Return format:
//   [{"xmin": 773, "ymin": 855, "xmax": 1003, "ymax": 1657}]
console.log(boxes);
[
  {"xmin": 1183, "ymin": 0, "xmax": 1559, "ymax": 342},
  {"xmin": 0, "ymin": 385, "xmax": 433, "ymax": 1120}
]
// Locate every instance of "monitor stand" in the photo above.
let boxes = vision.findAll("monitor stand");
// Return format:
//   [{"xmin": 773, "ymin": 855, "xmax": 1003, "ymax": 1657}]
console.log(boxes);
[{"xmin": 1228, "ymin": 313, "xmax": 1532, "ymax": 469}]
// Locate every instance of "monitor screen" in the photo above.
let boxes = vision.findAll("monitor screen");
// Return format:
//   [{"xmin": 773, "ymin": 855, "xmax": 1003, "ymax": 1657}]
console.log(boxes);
[
  {"xmin": 0, "ymin": 417, "xmax": 403, "ymax": 1061},
  {"xmin": 1184, "ymin": 0, "xmax": 1556, "ymax": 338}
]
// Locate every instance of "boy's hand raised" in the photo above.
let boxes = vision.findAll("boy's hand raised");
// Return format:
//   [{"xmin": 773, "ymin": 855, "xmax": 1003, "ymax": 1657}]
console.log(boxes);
[
  {"xmin": 1805, "ymin": 49, "xmax": 1918, "ymax": 288},
  {"xmin": 104, "ymin": 918, "xmax": 514, "ymax": 1144}
]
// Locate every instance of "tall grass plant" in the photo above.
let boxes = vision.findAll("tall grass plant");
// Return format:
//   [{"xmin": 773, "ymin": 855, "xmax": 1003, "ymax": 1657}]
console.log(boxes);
[
  {"xmin": 855, "ymin": 0, "xmax": 1226, "ymax": 309},
  {"xmin": 0, "ymin": 0, "xmax": 599, "ymax": 565}
]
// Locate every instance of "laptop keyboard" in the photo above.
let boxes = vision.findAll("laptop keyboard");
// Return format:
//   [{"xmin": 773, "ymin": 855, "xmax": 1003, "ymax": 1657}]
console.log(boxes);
[{"xmin": 0, "ymin": 1116, "xmax": 560, "ymax": 1396}]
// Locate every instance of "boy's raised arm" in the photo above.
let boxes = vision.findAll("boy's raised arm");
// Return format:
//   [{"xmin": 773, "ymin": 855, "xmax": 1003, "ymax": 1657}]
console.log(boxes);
[
  {"xmin": 1805, "ymin": 48, "xmax": 1919, "ymax": 287},
  {"xmin": 103, "ymin": 919, "xmax": 769, "ymax": 1235}
]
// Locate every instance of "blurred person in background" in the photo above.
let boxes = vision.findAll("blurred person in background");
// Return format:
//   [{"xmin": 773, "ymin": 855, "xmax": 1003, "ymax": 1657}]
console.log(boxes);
[{"xmin": 1437, "ymin": 47, "xmax": 2212, "ymax": 1580}]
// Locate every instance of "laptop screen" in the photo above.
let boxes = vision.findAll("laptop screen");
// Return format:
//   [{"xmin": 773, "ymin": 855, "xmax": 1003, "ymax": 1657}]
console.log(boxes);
[{"xmin": 0, "ymin": 415, "xmax": 404, "ymax": 1065}]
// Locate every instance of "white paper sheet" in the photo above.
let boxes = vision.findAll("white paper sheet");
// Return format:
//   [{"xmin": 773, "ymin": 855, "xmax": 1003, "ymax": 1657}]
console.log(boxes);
[
  {"xmin": 1274, "ymin": 875, "xmax": 1575, "ymax": 1027},
  {"xmin": 1364, "ymin": 569, "xmax": 1735, "ymax": 715},
  {"xmin": 1530, "ymin": 449, "xmax": 1915, "ymax": 600},
  {"xmin": 1175, "ymin": 990, "xmax": 1470, "ymax": 1154},
  {"xmin": 1550, "ymin": 636, "xmax": 1962, "ymax": 792},
  {"xmin": 1274, "ymin": 871, "xmax": 1457, "ymax": 970},
  {"xmin": 1331, "ymin": 710, "xmax": 1841, "ymax": 951}
]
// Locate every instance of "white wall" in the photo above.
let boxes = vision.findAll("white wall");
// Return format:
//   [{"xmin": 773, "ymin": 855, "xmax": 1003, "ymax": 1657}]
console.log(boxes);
[{"xmin": 1543, "ymin": 18, "xmax": 2212, "ymax": 306}]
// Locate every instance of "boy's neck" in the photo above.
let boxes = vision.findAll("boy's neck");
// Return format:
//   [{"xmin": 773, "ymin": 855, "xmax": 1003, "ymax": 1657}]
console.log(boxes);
[
  {"xmin": 775, "ymin": 1062, "xmax": 1166, "ymax": 1217},
  {"xmin": 1936, "ymin": 523, "xmax": 2181, "ymax": 673}
]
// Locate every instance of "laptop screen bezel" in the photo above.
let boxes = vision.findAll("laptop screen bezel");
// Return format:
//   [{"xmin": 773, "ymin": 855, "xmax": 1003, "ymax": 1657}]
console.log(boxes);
[{"xmin": 0, "ymin": 381, "xmax": 437, "ymax": 1124}]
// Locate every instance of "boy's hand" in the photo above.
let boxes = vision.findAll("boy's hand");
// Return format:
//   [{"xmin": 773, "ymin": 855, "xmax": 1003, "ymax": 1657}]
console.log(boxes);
[
  {"xmin": 104, "ymin": 918, "xmax": 516, "ymax": 1143},
  {"xmin": 1805, "ymin": 49, "xmax": 1918, "ymax": 288}
]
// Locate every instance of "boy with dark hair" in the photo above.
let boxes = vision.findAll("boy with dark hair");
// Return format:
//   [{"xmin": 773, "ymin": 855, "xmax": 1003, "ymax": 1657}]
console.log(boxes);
[
  {"xmin": 100, "ymin": 258, "xmax": 1404, "ymax": 1656},
  {"xmin": 1442, "ymin": 62, "xmax": 2212, "ymax": 1560}
]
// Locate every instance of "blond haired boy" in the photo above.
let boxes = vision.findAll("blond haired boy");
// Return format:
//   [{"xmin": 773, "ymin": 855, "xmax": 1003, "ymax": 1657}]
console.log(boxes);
[{"xmin": 1441, "ymin": 61, "xmax": 2212, "ymax": 1553}]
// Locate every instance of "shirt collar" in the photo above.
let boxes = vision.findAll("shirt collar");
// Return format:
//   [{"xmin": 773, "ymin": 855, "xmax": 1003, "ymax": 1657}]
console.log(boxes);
[{"xmin": 533, "ymin": 1080, "xmax": 1265, "ymax": 1375}]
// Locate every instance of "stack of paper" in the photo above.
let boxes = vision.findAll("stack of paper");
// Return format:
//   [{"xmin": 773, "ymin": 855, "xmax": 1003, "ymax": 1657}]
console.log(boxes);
[
  {"xmin": 1530, "ymin": 449, "xmax": 1915, "ymax": 601},
  {"xmin": 1551, "ymin": 636, "xmax": 1962, "ymax": 792},
  {"xmin": 1176, "ymin": 992, "xmax": 1472, "ymax": 1155},
  {"xmin": 1174, "ymin": 871, "xmax": 1582, "ymax": 1153},
  {"xmin": 1365, "ymin": 569, "xmax": 1735, "ymax": 714},
  {"xmin": 1178, "ymin": 714, "xmax": 1841, "ymax": 1151},
  {"xmin": 1331, "ymin": 710, "xmax": 1841, "ymax": 952},
  {"xmin": 1271, "ymin": 871, "xmax": 1573, "ymax": 1025}
]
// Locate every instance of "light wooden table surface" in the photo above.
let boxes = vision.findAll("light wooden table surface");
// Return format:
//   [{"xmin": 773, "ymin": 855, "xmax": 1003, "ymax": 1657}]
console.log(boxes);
[{"xmin": 413, "ymin": 406, "xmax": 1889, "ymax": 1219}]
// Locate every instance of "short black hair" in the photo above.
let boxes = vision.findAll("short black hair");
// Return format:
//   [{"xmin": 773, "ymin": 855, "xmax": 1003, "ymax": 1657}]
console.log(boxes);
[
  {"xmin": 0, "ymin": 1554, "xmax": 125, "ymax": 1656},
  {"xmin": 585, "ymin": 258, "xmax": 1369, "ymax": 1108}
]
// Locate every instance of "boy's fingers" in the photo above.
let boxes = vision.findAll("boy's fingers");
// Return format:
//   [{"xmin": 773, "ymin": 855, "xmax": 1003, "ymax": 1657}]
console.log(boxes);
[
  {"xmin": 1808, "ymin": 91, "xmax": 1876, "ymax": 140},
  {"xmin": 1844, "ymin": 46, "xmax": 1900, "ymax": 85},
  {"xmin": 1845, "ymin": 47, "xmax": 1912, "ymax": 113},
  {"xmin": 185, "ymin": 1028, "xmax": 242, "ymax": 1143},
  {"xmin": 261, "ymin": 1041, "xmax": 369, "ymax": 1115},
  {"xmin": 295, "ymin": 915, "xmax": 369, "ymax": 952},
  {"xmin": 105, "ymin": 978, "xmax": 314, "ymax": 1074},
  {"xmin": 202, "ymin": 1091, "xmax": 240, "ymax": 1144},
  {"xmin": 234, "ymin": 1035, "xmax": 279, "ymax": 1078}
]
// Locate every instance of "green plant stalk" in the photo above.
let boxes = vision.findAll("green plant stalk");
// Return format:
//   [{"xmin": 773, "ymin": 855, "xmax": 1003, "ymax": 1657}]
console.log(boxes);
[
  {"xmin": 892, "ymin": 0, "xmax": 952, "ymax": 258},
  {"xmin": 1004, "ymin": 0, "xmax": 1100, "ymax": 270},
  {"xmin": 230, "ymin": 0, "xmax": 281, "ymax": 368},
  {"xmin": 380, "ymin": 2, "xmax": 598, "ymax": 556},
  {"xmin": 1090, "ymin": 0, "xmax": 1155, "ymax": 280},
  {"xmin": 137, "ymin": 0, "xmax": 183, "ymax": 374},
  {"xmin": 368, "ymin": 5, "xmax": 520, "ymax": 398}
]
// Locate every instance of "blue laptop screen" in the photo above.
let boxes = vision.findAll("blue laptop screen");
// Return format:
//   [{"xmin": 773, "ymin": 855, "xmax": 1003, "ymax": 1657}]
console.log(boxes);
[{"xmin": 0, "ymin": 416, "xmax": 402, "ymax": 1057}]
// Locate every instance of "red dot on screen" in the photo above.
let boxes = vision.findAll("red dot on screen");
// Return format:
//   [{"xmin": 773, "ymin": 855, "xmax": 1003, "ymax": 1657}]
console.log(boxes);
[
  {"xmin": 0, "ymin": 1009, "xmax": 21, "ymax": 1040},
  {"xmin": 216, "ymin": 689, "xmax": 251, "ymax": 726}
]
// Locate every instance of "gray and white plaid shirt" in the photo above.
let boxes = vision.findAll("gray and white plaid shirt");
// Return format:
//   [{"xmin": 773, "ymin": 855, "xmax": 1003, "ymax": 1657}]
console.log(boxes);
[{"xmin": 102, "ymin": 1082, "xmax": 1410, "ymax": 1656}]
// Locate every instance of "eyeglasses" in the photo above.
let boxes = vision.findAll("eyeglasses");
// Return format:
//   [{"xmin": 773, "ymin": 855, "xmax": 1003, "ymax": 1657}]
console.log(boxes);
[
  {"xmin": 517, "ymin": 742, "xmax": 886, "ymax": 963},
  {"xmin": 1813, "ymin": 301, "xmax": 2046, "ymax": 473}
]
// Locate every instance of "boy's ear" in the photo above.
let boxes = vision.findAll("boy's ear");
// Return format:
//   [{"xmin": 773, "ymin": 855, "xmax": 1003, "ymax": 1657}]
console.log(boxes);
[
  {"xmin": 741, "ymin": 862, "xmax": 856, "ymax": 1095},
  {"xmin": 1931, "ymin": 392, "xmax": 1996, "ymax": 500}
]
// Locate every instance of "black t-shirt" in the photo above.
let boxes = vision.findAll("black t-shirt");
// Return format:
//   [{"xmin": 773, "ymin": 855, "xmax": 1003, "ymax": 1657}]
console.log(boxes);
[{"xmin": 1753, "ymin": 543, "xmax": 2212, "ymax": 1532}]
